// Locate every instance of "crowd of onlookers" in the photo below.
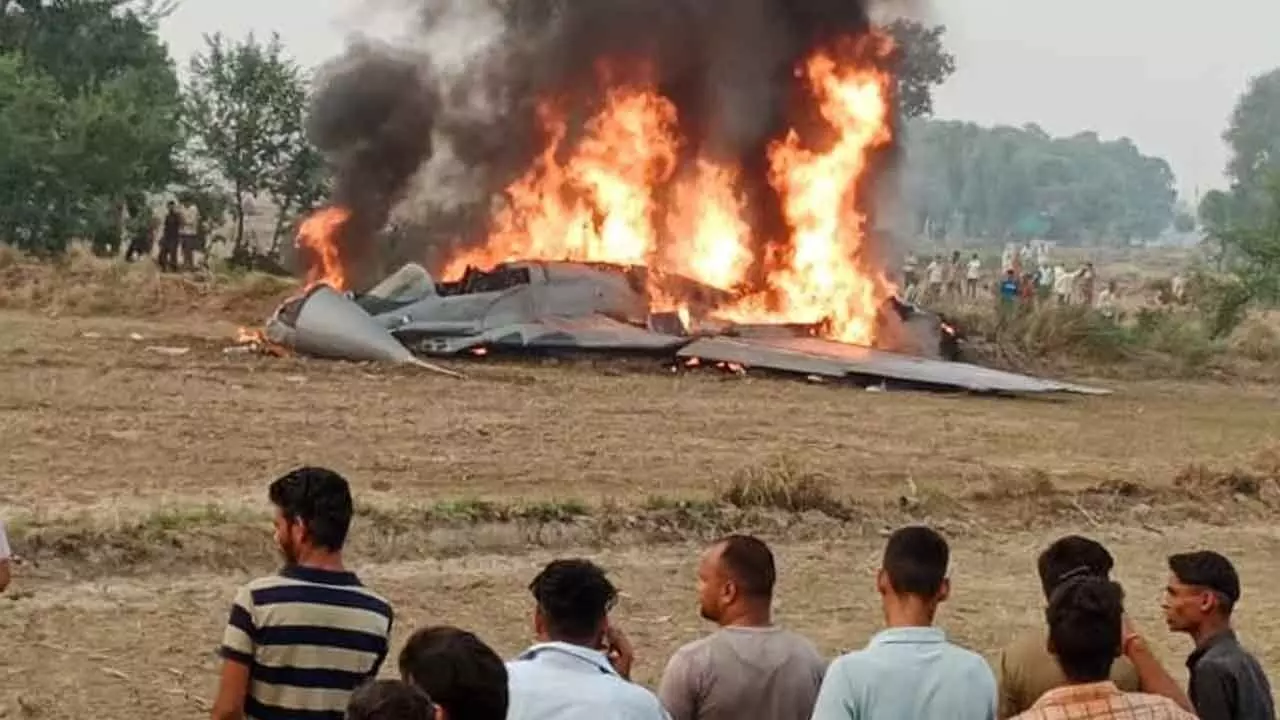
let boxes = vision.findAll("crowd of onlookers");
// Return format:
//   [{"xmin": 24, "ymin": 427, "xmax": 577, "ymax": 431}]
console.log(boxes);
[
  {"xmin": 901, "ymin": 245, "xmax": 1120, "ymax": 315},
  {"xmin": 195, "ymin": 467, "xmax": 1275, "ymax": 720}
]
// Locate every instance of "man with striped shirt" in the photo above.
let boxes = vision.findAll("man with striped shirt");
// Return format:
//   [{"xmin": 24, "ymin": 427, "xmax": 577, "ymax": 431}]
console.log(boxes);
[{"xmin": 212, "ymin": 467, "xmax": 393, "ymax": 720}]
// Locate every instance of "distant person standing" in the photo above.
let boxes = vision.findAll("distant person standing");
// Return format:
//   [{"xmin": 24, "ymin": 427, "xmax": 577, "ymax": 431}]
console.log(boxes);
[
  {"xmin": 0, "ymin": 518, "xmax": 11, "ymax": 593},
  {"xmin": 999, "ymin": 270, "xmax": 1020, "ymax": 306},
  {"xmin": 179, "ymin": 201, "xmax": 202, "ymax": 270},
  {"xmin": 1164, "ymin": 551, "xmax": 1274, "ymax": 720},
  {"xmin": 966, "ymin": 254, "xmax": 982, "ymax": 298},
  {"xmin": 810, "ymin": 525, "xmax": 997, "ymax": 720},
  {"xmin": 925, "ymin": 255, "xmax": 945, "ymax": 304},
  {"xmin": 210, "ymin": 467, "xmax": 393, "ymax": 720},
  {"xmin": 947, "ymin": 251, "xmax": 964, "ymax": 298},
  {"xmin": 159, "ymin": 200, "xmax": 181, "ymax": 272},
  {"xmin": 902, "ymin": 253, "xmax": 919, "ymax": 302},
  {"xmin": 658, "ymin": 535, "xmax": 826, "ymax": 720}
]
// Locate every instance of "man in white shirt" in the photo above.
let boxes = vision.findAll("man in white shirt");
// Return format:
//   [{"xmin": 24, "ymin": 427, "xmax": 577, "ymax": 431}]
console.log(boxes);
[
  {"xmin": 0, "ymin": 519, "xmax": 12, "ymax": 592},
  {"xmin": 965, "ymin": 254, "xmax": 982, "ymax": 298},
  {"xmin": 506, "ymin": 558, "xmax": 670, "ymax": 720},
  {"xmin": 925, "ymin": 256, "xmax": 945, "ymax": 304}
]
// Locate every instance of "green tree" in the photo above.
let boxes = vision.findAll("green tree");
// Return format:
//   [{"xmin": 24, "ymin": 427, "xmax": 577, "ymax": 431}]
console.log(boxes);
[
  {"xmin": 1224, "ymin": 68, "xmax": 1280, "ymax": 198},
  {"xmin": 885, "ymin": 20, "xmax": 956, "ymax": 119},
  {"xmin": 183, "ymin": 32, "xmax": 327, "ymax": 253},
  {"xmin": 901, "ymin": 119, "xmax": 1178, "ymax": 244},
  {"xmin": 1197, "ymin": 175, "xmax": 1280, "ymax": 336},
  {"xmin": 260, "ymin": 68, "xmax": 330, "ymax": 253},
  {"xmin": 0, "ymin": 0, "xmax": 182, "ymax": 253}
]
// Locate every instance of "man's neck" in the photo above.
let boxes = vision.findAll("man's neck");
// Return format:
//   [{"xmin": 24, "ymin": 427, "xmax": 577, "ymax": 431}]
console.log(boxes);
[
  {"xmin": 883, "ymin": 596, "xmax": 937, "ymax": 629},
  {"xmin": 1191, "ymin": 619, "xmax": 1232, "ymax": 649},
  {"xmin": 719, "ymin": 602, "xmax": 772, "ymax": 629},
  {"xmin": 293, "ymin": 548, "xmax": 345, "ymax": 573}
]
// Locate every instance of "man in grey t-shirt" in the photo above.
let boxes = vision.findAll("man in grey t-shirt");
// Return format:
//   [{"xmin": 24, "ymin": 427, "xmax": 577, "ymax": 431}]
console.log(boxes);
[{"xmin": 658, "ymin": 535, "xmax": 826, "ymax": 720}]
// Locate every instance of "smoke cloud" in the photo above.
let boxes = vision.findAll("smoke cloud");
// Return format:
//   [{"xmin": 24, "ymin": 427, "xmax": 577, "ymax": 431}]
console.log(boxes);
[{"xmin": 307, "ymin": 0, "xmax": 913, "ymax": 286}]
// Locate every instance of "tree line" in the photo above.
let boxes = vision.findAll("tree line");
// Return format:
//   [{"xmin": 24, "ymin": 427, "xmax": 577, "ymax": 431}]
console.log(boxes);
[
  {"xmin": 900, "ymin": 120, "xmax": 1184, "ymax": 246},
  {"xmin": 0, "ymin": 0, "xmax": 326, "ymax": 259}
]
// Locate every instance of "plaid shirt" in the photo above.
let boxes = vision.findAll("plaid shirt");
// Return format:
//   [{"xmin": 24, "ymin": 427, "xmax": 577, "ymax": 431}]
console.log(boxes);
[{"xmin": 1011, "ymin": 681, "xmax": 1197, "ymax": 720}]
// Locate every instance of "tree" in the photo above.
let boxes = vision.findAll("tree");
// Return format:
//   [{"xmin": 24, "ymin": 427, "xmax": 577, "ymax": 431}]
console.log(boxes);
[
  {"xmin": 260, "ymin": 68, "xmax": 330, "ymax": 253},
  {"xmin": 183, "ymin": 32, "xmax": 327, "ymax": 253},
  {"xmin": 1224, "ymin": 68, "xmax": 1280, "ymax": 198},
  {"xmin": 0, "ymin": 0, "xmax": 182, "ymax": 253},
  {"xmin": 1197, "ymin": 174, "xmax": 1280, "ymax": 336},
  {"xmin": 885, "ymin": 20, "xmax": 956, "ymax": 119},
  {"xmin": 901, "ymin": 119, "xmax": 1179, "ymax": 244}
]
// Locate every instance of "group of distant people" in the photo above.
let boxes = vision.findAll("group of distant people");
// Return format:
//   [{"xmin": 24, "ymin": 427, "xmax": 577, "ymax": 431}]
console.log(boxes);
[
  {"xmin": 208, "ymin": 466, "xmax": 1274, "ymax": 720},
  {"xmin": 122, "ymin": 199, "xmax": 205, "ymax": 271},
  {"xmin": 902, "ymin": 244, "xmax": 1117, "ymax": 315}
]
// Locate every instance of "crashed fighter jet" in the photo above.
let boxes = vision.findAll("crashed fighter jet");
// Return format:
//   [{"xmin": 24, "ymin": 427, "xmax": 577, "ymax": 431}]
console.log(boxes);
[{"xmin": 261, "ymin": 260, "xmax": 1108, "ymax": 395}]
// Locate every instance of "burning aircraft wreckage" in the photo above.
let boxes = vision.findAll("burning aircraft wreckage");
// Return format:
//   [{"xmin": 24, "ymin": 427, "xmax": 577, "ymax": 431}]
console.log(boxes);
[{"xmin": 246, "ymin": 5, "xmax": 1106, "ymax": 397}]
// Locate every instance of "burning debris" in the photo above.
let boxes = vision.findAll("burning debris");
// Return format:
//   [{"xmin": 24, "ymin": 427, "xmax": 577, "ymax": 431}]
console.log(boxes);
[{"xmin": 234, "ymin": 1, "xmax": 1109, "ymax": 396}]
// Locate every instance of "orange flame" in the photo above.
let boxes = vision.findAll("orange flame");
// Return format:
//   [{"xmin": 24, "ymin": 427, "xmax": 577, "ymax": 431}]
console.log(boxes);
[
  {"xmin": 412, "ymin": 37, "xmax": 895, "ymax": 347},
  {"xmin": 444, "ymin": 88, "xmax": 679, "ymax": 278},
  {"xmin": 296, "ymin": 207, "xmax": 352, "ymax": 293},
  {"xmin": 716, "ymin": 47, "xmax": 894, "ymax": 344}
]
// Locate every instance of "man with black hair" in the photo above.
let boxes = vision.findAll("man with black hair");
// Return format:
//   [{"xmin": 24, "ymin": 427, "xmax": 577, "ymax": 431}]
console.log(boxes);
[
  {"xmin": 997, "ymin": 535, "xmax": 1189, "ymax": 718},
  {"xmin": 1164, "ymin": 550, "xmax": 1274, "ymax": 720},
  {"xmin": 211, "ymin": 467, "xmax": 393, "ymax": 720},
  {"xmin": 1011, "ymin": 575, "xmax": 1195, "ymax": 719},
  {"xmin": 996, "ymin": 535, "xmax": 1141, "ymax": 717},
  {"xmin": 399, "ymin": 626, "xmax": 509, "ymax": 720},
  {"xmin": 506, "ymin": 558, "xmax": 669, "ymax": 720},
  {"xmin": 658, "ymin": 535, "xmax": 826, "ymax": 720},
  {"xmin": 346, "ymin": 680, "xmax": 440, "ymax": 720},
  {"xmin": 810, "ymin": 525, "xmax": 997, "ymax": 720}
]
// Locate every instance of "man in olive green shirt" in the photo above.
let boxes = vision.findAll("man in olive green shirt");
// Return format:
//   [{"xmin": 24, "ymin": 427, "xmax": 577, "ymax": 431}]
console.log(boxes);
[{"xmin": 994, "ymin": 535, "xmax": 1189, "ymax": 718}]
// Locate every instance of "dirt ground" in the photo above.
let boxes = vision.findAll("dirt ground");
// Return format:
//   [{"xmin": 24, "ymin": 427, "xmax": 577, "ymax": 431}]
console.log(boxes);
[{"xmin": 2, "ymin": 301, "xmax": 1279, "ymax": 719}]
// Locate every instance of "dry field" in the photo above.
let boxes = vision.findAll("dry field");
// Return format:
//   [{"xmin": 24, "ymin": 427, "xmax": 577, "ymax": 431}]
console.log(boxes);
[{"xmin": 2, "ymin": 253, "xmax": 1279, "ymax": 719}]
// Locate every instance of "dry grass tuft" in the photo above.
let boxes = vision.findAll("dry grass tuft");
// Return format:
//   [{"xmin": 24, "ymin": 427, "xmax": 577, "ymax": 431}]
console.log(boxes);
[
  {"xmin": 718, "ymin": 457, "xmax": 854, "ymax": 520},
  {"xmin": 0, "ymin": 243, "xmax": 296, "ymax": 323}
]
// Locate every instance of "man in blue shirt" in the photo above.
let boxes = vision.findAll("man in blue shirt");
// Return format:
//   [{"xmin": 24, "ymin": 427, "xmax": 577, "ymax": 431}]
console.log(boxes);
[
  {"xmin": 999, "ymin": 270, "xmax": 1020, "ymax": 304},
  {"xmin": 506, "ymin": 559, "xmax": 670, "ymax": 720},
  {"xmin": 809, "ymin": 525, "xmax": 997, "ymax": 720}
]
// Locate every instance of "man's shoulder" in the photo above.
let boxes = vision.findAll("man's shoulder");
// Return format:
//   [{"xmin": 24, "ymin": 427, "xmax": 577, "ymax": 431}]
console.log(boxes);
[
  {"xmin": 235, "ymin": 573, "xmax": 391, "ymax": 614},
  {"xmin": 1124, "ymin": 692, "xmax": 1198, "ymax": 718},
  {"xmin": 944, "ymin": 641, "xmax": 997, "ymax": 677}
]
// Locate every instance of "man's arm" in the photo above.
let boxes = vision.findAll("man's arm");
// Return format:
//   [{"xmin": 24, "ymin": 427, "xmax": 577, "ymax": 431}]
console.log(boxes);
[
  {"xmin": 992, "ymin": 647, "xmax": 1021, "ymax": 720},
  {"xmin": 1186, "ymin": 662, "xmax": 1234, "ymax": 720},
  {"xmin": 211, "ymin": 587, "xmax": 257, "ymax": 720},
  {"xmin": 656, "ymin": 649, "xmax": 697, "ymax": 720},
  {"xmin": 1121, "ymin": 617, "xmax": 1193, "ymax": 712},
  {"xmin": 809, "ymin": 657, "xmax": 858, "ymax": 720},
  {"xmin": 0, "ymin": 521, "xmax": 11, "ymax": 593}
]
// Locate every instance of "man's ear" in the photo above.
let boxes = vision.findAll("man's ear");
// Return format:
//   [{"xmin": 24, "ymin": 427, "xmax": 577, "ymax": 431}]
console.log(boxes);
[
  {"xmin": 875, "ymin": 568, "xmax": 888, "ymax": 596},
  {"xmin": 533, "ymin": 605, "xmax": 548, "ymax": 641},
  {"xmin": 936, "ymin": 577, "xmax": 951, "ymax": 604}
]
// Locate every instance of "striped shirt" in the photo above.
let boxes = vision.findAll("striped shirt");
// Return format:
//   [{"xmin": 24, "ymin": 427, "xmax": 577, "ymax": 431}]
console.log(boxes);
[{"xmin": 218, "ymin": 565, "xmax": 393, "ymax": 720}]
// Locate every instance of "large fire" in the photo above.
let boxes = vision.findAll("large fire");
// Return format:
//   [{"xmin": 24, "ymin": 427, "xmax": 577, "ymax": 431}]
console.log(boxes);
[{"xmin": 295, "ymin": 36, "xmax": 897, "ymax": 346}]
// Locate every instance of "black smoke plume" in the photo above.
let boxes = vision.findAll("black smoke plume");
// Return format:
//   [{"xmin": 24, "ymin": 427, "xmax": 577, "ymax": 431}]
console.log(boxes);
[
  {"xmin": 306, "ymin": 0, "xmax": 899, "ymax": 287},
  {"xmin": 304, "ymin": 40, "xmax": 438, "ymax": 287}
]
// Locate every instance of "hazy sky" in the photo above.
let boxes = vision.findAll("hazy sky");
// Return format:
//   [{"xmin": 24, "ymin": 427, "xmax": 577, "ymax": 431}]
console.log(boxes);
[{"xmin": 159, "ymin": 0, "xmax": 1280, "ymax": 202}]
